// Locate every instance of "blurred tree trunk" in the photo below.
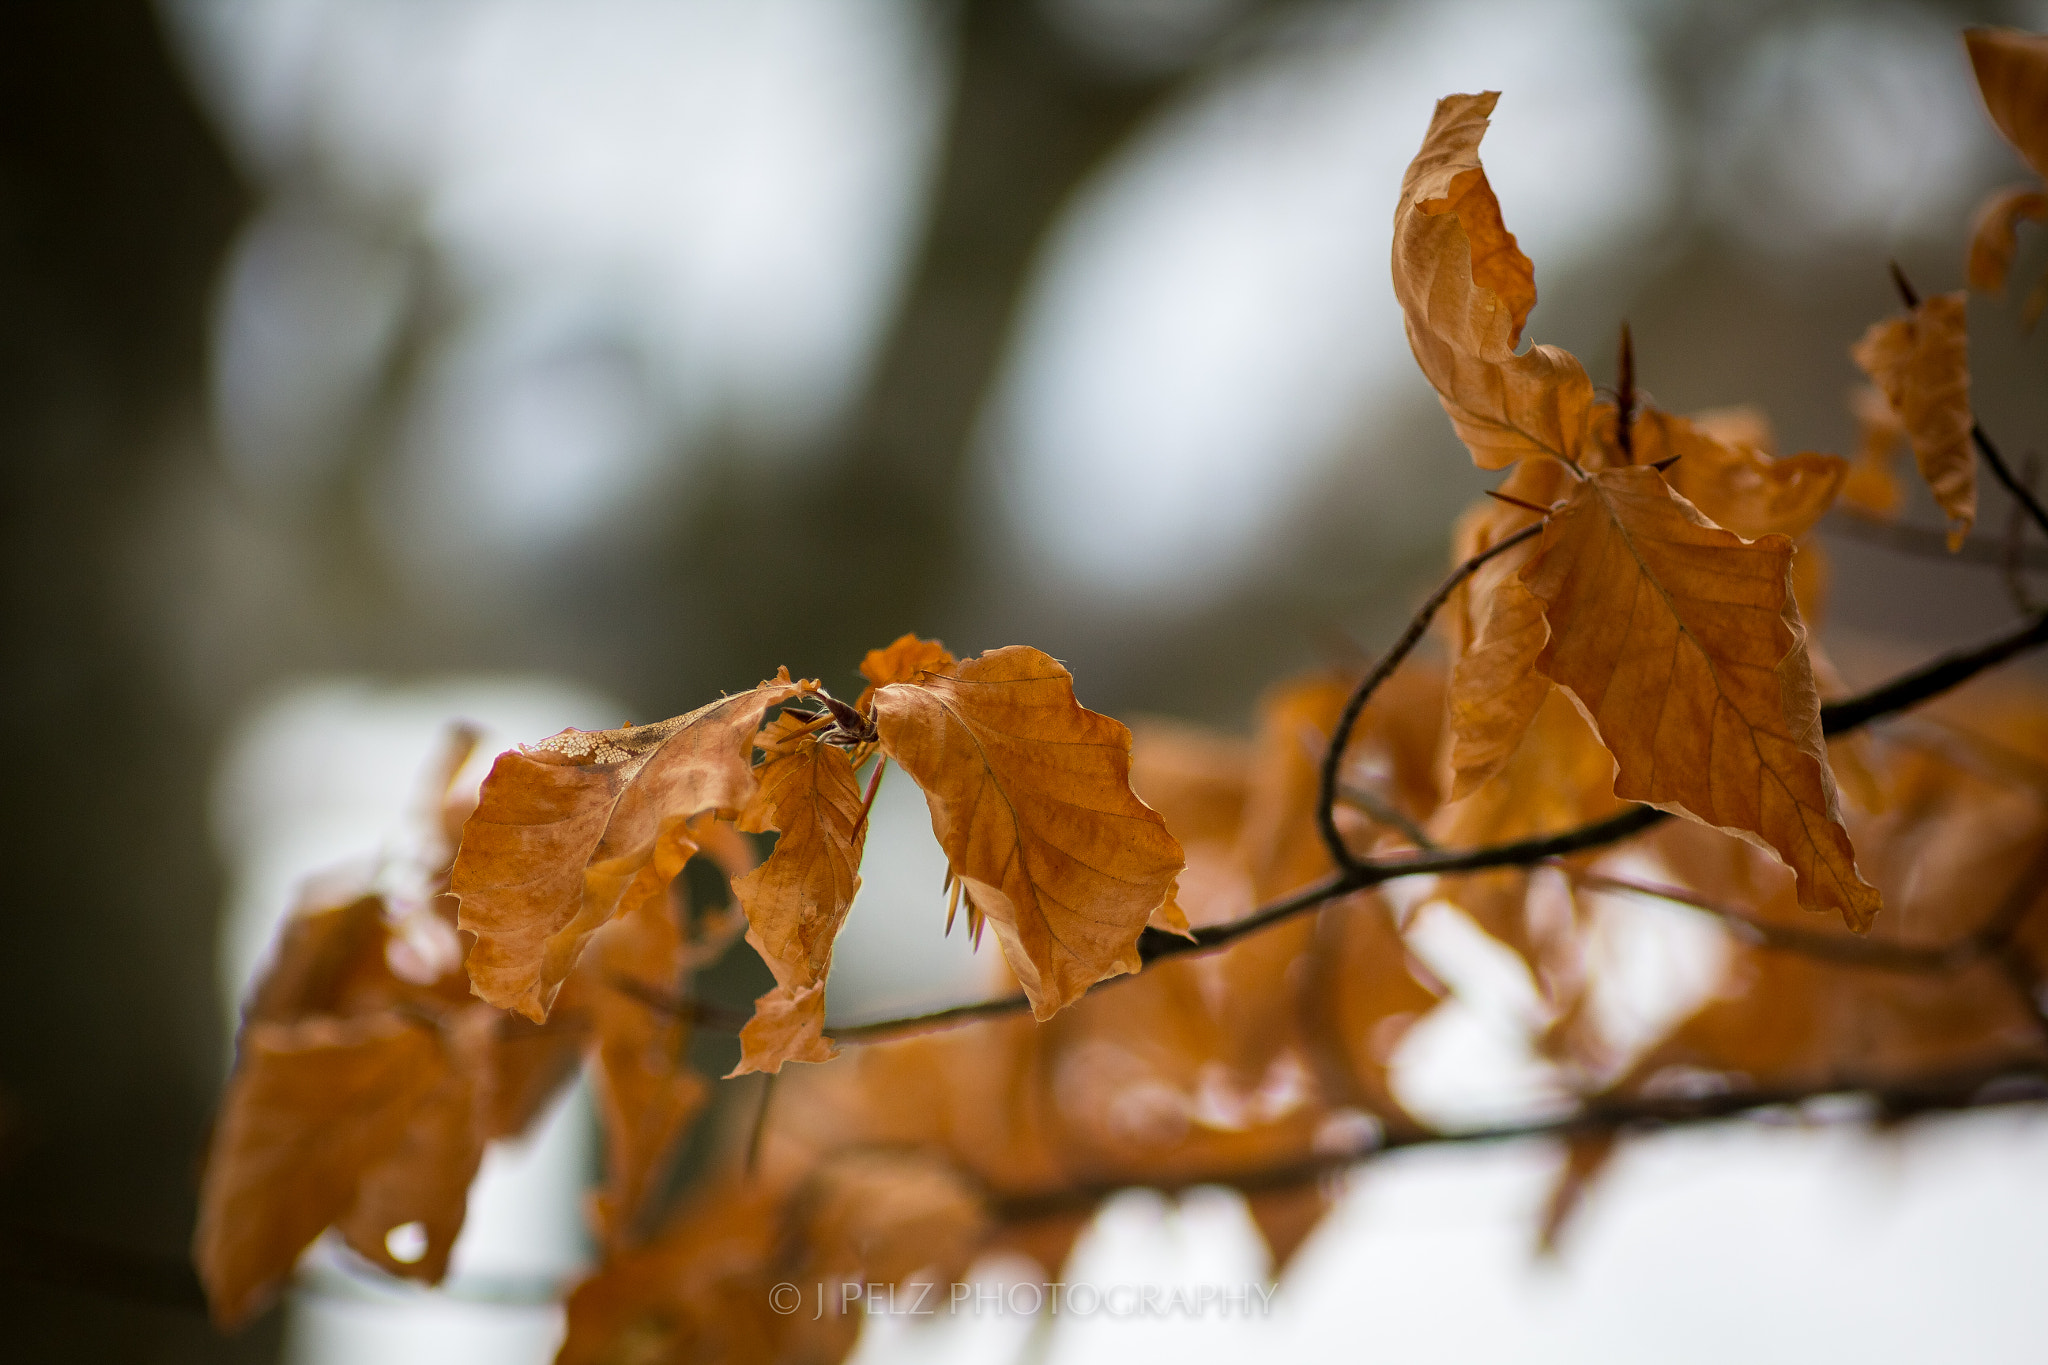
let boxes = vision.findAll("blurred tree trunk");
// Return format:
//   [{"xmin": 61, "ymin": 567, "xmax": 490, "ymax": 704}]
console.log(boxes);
[
  {"xmin": 677, "ymin": 0, "xmax": 1194, "ymax": 688},
  {"xmin": 0, "ymin": 1, "xmax": 266, "ymax": 1358}
]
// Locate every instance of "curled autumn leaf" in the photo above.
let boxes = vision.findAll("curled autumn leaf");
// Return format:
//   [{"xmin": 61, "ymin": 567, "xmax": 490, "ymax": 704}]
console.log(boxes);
[
  {"xmin": 1968, "ymin": 185, "xmax": 2048, "ymax": 293},
  {"xmin": 1446, "ymin": 576, "xmax": 1551, "ymax": 800},
  {"xmin": 1840, "ymin": 385, "xmax": 1907, "ymax": 520},
  {"xmin": 196, "ymin": 885, "xmax": 507, "ymax": 1325},
  {"xmin": 197, "ymin": 1014, "xmax": 454, "ymax": 1327},
  {"xmin": 1522, "ymin": 465, "xmax": 1881, "ymax": 931},
  {"xmin": 728, "ymin": 723, "xmax": 870, "ymax": 1076},
  {"xmin": 1626, "ymin": 407, "xmax": 1846, "ymax": 543},
  {"xmin": 1852, "ymin": 292, "xmax": 1974, "ymax": 550},
  {"xmin": 1393, "ymin": 91, "xmax": 1595, "ymax": 471},
  {"xmin": 870, "ymin": 645, "xmax": 1185, "ymax": 1019},
  {"xmin": 451, "ymin": 672, "xmax": 810, "ymax": 1022},
  {"xmin": 857, "ymin": 631, "xmax": 958, "ymax": 711},
  {"xmin": 1967, "ymin": 27, "xmax": 2048, "ymax": 180}
]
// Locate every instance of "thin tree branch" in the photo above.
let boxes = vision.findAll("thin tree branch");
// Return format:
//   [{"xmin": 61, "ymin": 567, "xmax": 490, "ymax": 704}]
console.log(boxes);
[
  {"xmin": 1976, "ymin": 422, "xmax": 2048, "ymax": 542},
  {"xmin": 992, "ymin": 1058, "xmax": 2048, "ymax": 1224},
  {"xmin": 1316, "ymin": 520, "xmax": 1545, "ymax": 871},
  {"xmin": 218, "ymin": 1057, "xmax": 2048, "ymax": 1313},
  {"xmin": 1337, "ymin": 782, "xmax": 1437, "ymax": 850},
  {"xmin": 803, "ymin": 607, "xmax": 2048, "ymax": 1043},
  {"xmin": 1827, "ymin": 509, "xmax": 2048, "ymax": 571},
  {"xmin": 1573, "ymin": 872, "xmax": 1969, "ymax": 972}
]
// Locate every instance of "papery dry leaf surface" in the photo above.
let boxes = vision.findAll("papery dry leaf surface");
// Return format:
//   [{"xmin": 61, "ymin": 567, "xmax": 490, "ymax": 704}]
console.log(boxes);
[
  {"xmin": 1522, "ymin": 466, "xmax": 1880, "ymax": 930},
  {"xmin": 870, "ymin": 646, "xmax": 1184, "ymax": 1019},
  {"xmin": 452, "ymin": 674, "xmax": 808, "ymax": 1021},
  {"xmin": 1852, "ymin": 293, "xmax": 1975, "ymax": 550}
]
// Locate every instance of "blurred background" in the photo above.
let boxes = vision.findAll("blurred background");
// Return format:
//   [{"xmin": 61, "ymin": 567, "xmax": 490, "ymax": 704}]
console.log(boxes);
[{"xmin": 7, "ymin": 0, "xmax": 2048, "ymax": 1360}]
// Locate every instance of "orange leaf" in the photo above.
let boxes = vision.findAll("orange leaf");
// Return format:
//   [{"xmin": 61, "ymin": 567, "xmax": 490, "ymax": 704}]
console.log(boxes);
[
  {"xmin": 727, "ymin": 736, "xmax": 868, "ymax": 1075},
  {"xmin": 1967, "ymin": 27, "xmax": 2048, "ymax": 181},
  {"xmin": 1628, "ymin": 407, "xmax": 1845, "ymax": 543},
  {"xmin": 1446, "ymin": 576, "xmax": 1551, "ymax": 800},
  {"xmin": 1852, "ymin": 292, "xmax": 1974, "ymax": 550},
  {"xmin": 870, "ymin": 646, "xmax": 1184, "ymax": 1019},
  {"xmin": 566, "ymin": 890, "xmax": 714, "ymax": 1246},
  {"xmin": 1840, "ymin": 385, "xmax": 1907, "ymax": 520},
  {"xmin": 331, "ymin": 1006, "xmax": 498, "ymax": 1283},
  {"xmin": 1967, "ymin": 184, "xmax": 2048, "ymax": 292},
  {"xmin": 1522, "ymin": 465, "xmax": 1880, "ymax": 930},
  {"xmin": 451, "ymin": 673, "xmax": 809, "ymax": 1022},
  {"xmin": 857, "ymin": 632, "xmax": 958, "ymax": 711},
  {"xmin": 1393, "ymin": 92, "xmax": 1594, "ymax": 470},
  {"xmin": 557, "ymin": 1182, "xmax": 805, "ymax": 1365},
  {"xmin": 1432, "ymin": 688, "xmax": 1620, "ymax": 991},
  {"xmin": 194, "ymin": 1014, "xmax": 449, "ymax": 1326}
]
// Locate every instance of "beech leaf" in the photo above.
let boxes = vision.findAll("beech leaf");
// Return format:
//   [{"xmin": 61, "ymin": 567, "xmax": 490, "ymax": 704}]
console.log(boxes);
[
  {"xmin": 1968, "ymin": 185, "xmax": 2048, "ymax": 293},
  {"xmin": 870, "ymin": 645, "xmax": 1184, "ymax": 1020},
  {"xmin": 451, "ymin": 673, "xmax": 809, "ymax": 1022},
  {"xmin": 1967, "ymin": 27, "xmax": 2048, "ymax": 181},
  {"xmin": 194, "ymin": 1015, "xmax": 448, "ymax": 1327},
  {"xmin": 1627, "ymin": 407, "xmax": 1846, "ymax": 543},
  {"xmin": 1522, "ymin": 466, "xmax": 1881, "ymax": 930},
  {"xmin": 857, "ymin": 632, "xmax": 958, "ymax": 711},
  {"xmin": 1841, "ymin": 385, "xmax": 1907, "ymax": 520},
  {"xmin": 1393, "ymin": 91, "xmax": 1595, "ymax": 470},
  {"xmin": 726, "ymin": 726, "xmax": 869, "ymax": 1076},
  {"xmin": 1446, "ymin": 576, "xmax": 1552, "ymax": 800},
  {"xmin": 1852, "ymin": 292, "xmax": 1974, "ymax": 550}
]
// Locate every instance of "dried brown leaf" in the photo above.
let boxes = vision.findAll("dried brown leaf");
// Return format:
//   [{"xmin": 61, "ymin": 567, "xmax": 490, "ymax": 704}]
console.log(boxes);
[
  {"xmin": 1523, "ymin": 466, "xmax": 1880, "ymax": 930},
  {"xmin": 1968, "ymin": 27, "xmax": 2048, "ymax": 180},
  {"xmin": 857, "ymin": 632, "xmax": 958, "ymax": 711},
  {"xmin": 871, "ymin": 646, "xmax": 1184, "ymax": 1019},
  {"xmin": 194, "ymin": 1015, "xmax": 447, "ymax": 1326},
  {"xmin": 452, "ymin": 673, "xmax": 809, "ymax": 1022},
  {"xmin": 1393, "ymin": 92, "xmax": 1595, "ymax": 470},
  {"xmin": 1852, "ymin": 293, "xmax": 1974, "ymax": 550},
  {"xmin": 1628, "ymin": 407, "xmax": 1845, "ymax": 543},
  {"xmin": 727, "ymin": 736, "xmax": 868, "ymax": 1075},
  {"xmin": 1446, "ymin": 577, "xmax": 1551, "ymax": 800},
  {"xmin": 1968, "ymin": 184, "xmax": 2048, "ymax": 292},
  {"xmin": 1841, "ymin": 385, "xmax": 1907, "ymax": 520},
  {"xmin": 332, "ymin": 1005, "xmax": 497, "ymax": 1282}
]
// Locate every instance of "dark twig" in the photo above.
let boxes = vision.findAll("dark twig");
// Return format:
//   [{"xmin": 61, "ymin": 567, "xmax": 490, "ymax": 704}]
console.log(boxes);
[
  {"xmin": 992, "ymin": 1058, "xmax": 2048, "ymax": 1224},
  {"xmin": 1315, "ymin": 519, "xmax": 1545, "ymax": 872},
  {"xmin": 1615, "ymin": 321, "xmax": 1635, "ymax": 463},
  {"xmin": 1828, "ymin": 509, "xmax": 2048, "ymax": 570},
  {"xmin": 1337, "ymin": 782, "xmax": 1437, "ymax": 850},
  {"xmin": 746, "ymin": 1072, "xmax": 778, "ymax": 1177},
  {"xmin": 1974, "ymin": 421, "xmax": 2048, "ymax": 544},
  {"xmin": 1574, "ymin": 873, "xmax": 1969, "ymax": 972},
  {"xmin": 2007, "ymin": 456, "xmax": 2043, "ymax": 614},
  {"xmin": 790, "ymin": 608, "xmax": 2048, "ymax": 1044}
]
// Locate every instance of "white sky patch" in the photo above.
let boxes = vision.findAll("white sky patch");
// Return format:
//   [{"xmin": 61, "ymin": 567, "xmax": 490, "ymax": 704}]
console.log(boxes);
[
  {"xmin": 177, "ymin": 0, "xmax": 947, "ymax": 562},
  {"xmin": 826, "ymin": 758, "xmax": 1006, "ymax": 1023},
  {"xmin": 1390, "ymin": 897, "xmax": 1574, "ymax": 1130},
  {"xmin": 211, "ymin": 674, "xmax": 624, "ymax": 1023},
  {"xmin": 988, "ymin": 0, "xmax": 1670, "ymax": 604},
  {"xmin": 1701, "ymin": 7, "xmax": 2004, "ymax": 254}
]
